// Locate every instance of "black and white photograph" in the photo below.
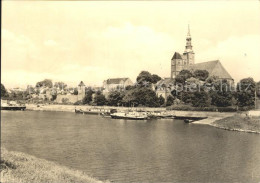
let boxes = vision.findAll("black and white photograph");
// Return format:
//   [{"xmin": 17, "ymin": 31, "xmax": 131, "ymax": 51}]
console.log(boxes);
[{"xmin": 1, "ymin": 0, "xmax": 260, "ymax": 182}]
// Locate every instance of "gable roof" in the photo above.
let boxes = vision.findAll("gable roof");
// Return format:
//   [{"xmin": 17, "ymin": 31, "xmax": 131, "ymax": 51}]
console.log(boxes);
[
  {"xmin": 78, "ymin": 81, "xmax": 85, "ymax": 86},
  {"xmin": 171, "ymin": 52, "xmax": 182, "ymax": 60},
  {"xmin": 156, "ymin": 78, "xmax": 175, "ymax": 86},
  {"xmin": 106, "ymin": 78, "xmax": 130, "ymax": 84},
  {"xmin": 184, "ymin": 60, "xmax": 233, "ymax": 80}
]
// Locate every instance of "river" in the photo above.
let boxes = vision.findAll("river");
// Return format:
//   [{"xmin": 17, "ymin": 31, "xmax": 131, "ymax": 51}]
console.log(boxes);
[{"xmin": 1, "ymin": 110, "xmax": 260, "ymax": 182}]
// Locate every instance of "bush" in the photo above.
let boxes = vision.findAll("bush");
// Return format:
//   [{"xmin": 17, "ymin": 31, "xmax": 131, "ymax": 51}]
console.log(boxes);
[
  {"xmin": 191, "ymin": 91, "xmax": 211, "ymax": 107},
  {"xmin": 166, "ymin": 105, "xmax": 240, "ymax": 112},
  {"xmin": 73, "ymin": 101, "xmax": 82, "ymax": 105}
]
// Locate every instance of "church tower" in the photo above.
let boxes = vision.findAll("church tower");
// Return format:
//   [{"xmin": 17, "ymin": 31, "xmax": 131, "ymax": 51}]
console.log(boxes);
[
  {"xmin": 171, "ymin": 52, "xmax": 183, "ymax": 78},
  {"xmin": 182, "ymin": 25, "xmax": 195, "ymax": 65},
  {"xmin": 170, "ymin": 25, "xmax": 195, "ymax": 78}
]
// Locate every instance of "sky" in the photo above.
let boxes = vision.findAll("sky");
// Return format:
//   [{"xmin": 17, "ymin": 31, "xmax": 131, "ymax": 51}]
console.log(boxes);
[{"xmin": 2, "ymin": 1, "xmax": 260, "ymax": 89}]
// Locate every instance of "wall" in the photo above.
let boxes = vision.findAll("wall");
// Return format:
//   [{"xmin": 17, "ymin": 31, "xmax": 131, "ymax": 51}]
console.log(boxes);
[{"xmin": 56, "ymin": 94, "xmax": 78, "ymax": 104}]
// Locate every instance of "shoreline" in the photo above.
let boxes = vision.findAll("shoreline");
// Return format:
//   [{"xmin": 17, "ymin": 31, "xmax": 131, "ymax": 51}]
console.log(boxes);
[
  {"xmin": 0, "ymin": 148, "xmax": 107, "ymax": 183},
  {"xmin": 18, "ymin": 104, "xmax": 260, "ymax": 134},
  {"xmin": 193, "ymin": 114, "xmax": 260, "ymax": 134}
]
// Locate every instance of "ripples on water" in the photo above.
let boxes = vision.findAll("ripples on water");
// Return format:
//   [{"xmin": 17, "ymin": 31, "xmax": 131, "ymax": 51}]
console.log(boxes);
[{"xmin": 1, "ymin": 110, "xmax": 260, "ymax": 182}]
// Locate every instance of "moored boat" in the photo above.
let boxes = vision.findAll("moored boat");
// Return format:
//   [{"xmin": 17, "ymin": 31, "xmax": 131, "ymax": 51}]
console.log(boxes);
[
  {"xmin": 1, "ymin": 100, "xmax": 26, "ymax": 111},
  {"xmin": 111, "ymin": 111, "xmax": 149, "ymax": 120}
]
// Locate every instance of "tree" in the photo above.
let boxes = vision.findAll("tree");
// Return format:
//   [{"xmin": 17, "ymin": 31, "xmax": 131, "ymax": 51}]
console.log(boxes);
[
  {"xmin": 209, "ymin": 79, "xmax": 233, "ymax": 107},
  {"xmin": 236, "ymin": 77, "xmax": 256, "ymax": 107},
  {"xmin": 193, "ymin": 70, "xmax": 209, "ymax": 81},
  {"xmin": 122, "ymin": 86, "xmax": 160, "ymax": 107},
  {"xmin": 94, "ymin": 92, "xmax": 107, "ymax": 106},
  {"xmin": 151, "ymin": 74, "xmax": 162, "ymax": 84},
  {"xmin": 257, "ymin": 81, "xmax": 260, "ymax": 98},
  {"xmin": 158, "ymin": 95, "xmax": 165, "ymax": 106},
  {"xmin": 73, "ymin": 88, "xmax": 78, "ymax": 95},
  {"xmin": 36, "ymin": 79, "xmax": 53, "ymax": 88},
  {"xmin": 54, "ymin": 82, "xmax": 67, "ymax": 90},
  {"xmin": 136, "ymin": 71, "xmax": 153, "ymax": 86},
  {"xmin": 166, "ymin": 95, "xmax": 174, "ymax": 106},
  {"xmin": 182, "ymin": 91, "xmax": 194, "ymax": 104},
  {"xmin": 108, "ymin": 91, "xmax": 125, "ymax": 106},
  {"xmin": 206, "ymin": 75, "xmax": 219, "ymax": 84},
  {"xmin": 175, "ymin": 70, "xmax": 193, "ymax": 84},
  {"xmin": 82, "ymin": 89, "xmax": 94, "ymax": 104},
  {"xmin": 1, "ymin": 84, "xmax": 7, "ymax": 97},
  {"xmin": 191, "ymin": 91, "xmax": 211, "ymax": 107}
]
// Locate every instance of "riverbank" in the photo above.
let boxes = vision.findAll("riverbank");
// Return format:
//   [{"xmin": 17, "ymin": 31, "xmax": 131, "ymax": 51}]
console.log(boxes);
[
  {"xmin": 25, "ymin": 104, "xmax": 260, "ymax": 134},
  {"xmin": 211, "ymin": 114, "xmax": 260, "ymax": 134},
  {"xmin": 25, "ymin": 104, "xmax": 167, "ymax": 112},
  {"xmin": 0, "ymin": 148, "xmax": 107, "ymax": 183}
]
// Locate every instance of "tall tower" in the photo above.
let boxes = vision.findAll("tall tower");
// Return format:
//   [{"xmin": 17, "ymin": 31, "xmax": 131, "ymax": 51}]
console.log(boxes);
[
  {"xmin": 171, "ymin": 52, "xmax": 183, "ymax": 78},
  {"xmin": 183, "ymin": 25, "xmax": 195, "ymax": 65},
  {"xmin": 77, "ymin": 81, "xmax": 86, "ymax": 101}
]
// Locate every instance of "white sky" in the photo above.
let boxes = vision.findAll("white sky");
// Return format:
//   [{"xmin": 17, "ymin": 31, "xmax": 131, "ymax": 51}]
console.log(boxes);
[{"xmin": 2, "ymin": 1, "xmax": 260, "ymax": 88}]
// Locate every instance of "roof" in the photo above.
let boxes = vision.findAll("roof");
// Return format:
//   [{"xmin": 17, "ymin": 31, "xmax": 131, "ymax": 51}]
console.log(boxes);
[
  {"xmin": 156, "ymin": 78, "xmax": 175, "ymax": 87},
  {"xmin": 106, "ymin": 78, "xmax": 130, "ymax": 84},
  {"xmin": 184, "ymin": 60, "xmax": 233, "ymax": 80},
  {"xmin": 78, "ymin": 81, "xmax": 85, "ymax": 86},
  {"xmin": 171, "ymin": 52, "xmax": 182, "ymax": 60}
]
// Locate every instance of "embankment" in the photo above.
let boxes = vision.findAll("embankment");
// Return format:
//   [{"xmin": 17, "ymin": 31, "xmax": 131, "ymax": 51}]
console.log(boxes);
[
  {"xmin": 211, "ymin": 114, "xmax": 260, "ymax": 134},
  {"xmin": 0, "ymin": 148, "xmax": 107, "ymax": 183},
  {"xmin": 25, "ymin": 104, "xmax": 166, "ymax": 113}
]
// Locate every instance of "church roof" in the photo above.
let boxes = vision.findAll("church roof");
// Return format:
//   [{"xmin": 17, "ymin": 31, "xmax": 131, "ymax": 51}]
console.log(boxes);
[
  {"xmin": 171, "ymin": 52, "xmax": 182, "ymax": 60},
  {"xmin": 106, "ymin": 78, "xmax": 130, "ymax": 84},
  {"xmin": 184, "ymin": 60, "xmax": 233, "ymax": 80}
]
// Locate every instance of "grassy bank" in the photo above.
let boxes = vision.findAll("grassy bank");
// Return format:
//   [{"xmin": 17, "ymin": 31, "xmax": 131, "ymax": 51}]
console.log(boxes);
[
  {"xmin": 0, "ymin": 148, "xmax": 107, "ymax": 183},
  {"xmin": 212, "ymin": 114, "xmax": 260, "ymax": 134}
]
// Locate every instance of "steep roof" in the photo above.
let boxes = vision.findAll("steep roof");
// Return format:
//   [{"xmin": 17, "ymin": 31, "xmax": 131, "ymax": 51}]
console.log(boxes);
[
  {"xmin": 106, "ymin": 78, "xmax": 130, "ymax": 84},
  {"xmin": 171, "ymin": 52, "xmax": 182, "ymax": 60},
  {"xmin": 184, "ymin": 60, "xmax": 233, "ymax": 80},
  {"xmin": 156, "ymin": 78, "xmax": 175, "ymax": 87},
  {"xmin": 78, "ymin": 81, "xmax": 85, "ymax": 86}
]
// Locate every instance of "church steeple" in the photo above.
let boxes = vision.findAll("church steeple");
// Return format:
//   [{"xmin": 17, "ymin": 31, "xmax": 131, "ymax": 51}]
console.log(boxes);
[
  {"xmin": 185, "ymin": 24, "xmax": 192, "ymax": 52},
  {"xmin": 183, "ymin": 24, "xmax": 195, "ymax": 65},
  {"xmin": 187, "ymin": 24, "xmax": 191, "ymax": 38}
]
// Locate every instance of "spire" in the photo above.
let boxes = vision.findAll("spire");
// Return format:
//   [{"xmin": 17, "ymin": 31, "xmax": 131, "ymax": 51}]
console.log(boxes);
[
  {"xmin": 185, "ymin": 24, "xmax": 192, "ymax": 51},
  {"xmin": 187, "ymin": 24, "xmax": 191, "ymax": 38}
]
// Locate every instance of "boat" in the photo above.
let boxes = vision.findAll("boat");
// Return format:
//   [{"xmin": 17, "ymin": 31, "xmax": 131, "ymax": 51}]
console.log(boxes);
[
  {"xmin": 75, "ymin": 109, "xmax": 84, "ymax": 114},
  {"xmin": 101, "ymin": 109, "xmax": 117, "ymax": 118},
  {"xmin": 1, "ymin": 100, "xmax": 26, "ymax": 111},
  {"xmin": 75, "ymin": 108, "xmax": 117, "ymax": 116},
  {"xmin": 148, "ymin": 111, "xmax": 174, "ymax": 119},
  {"xmin": 111, "ymin": 111, "xmax": 149, "ymax": 120},
  {"xmin": 184, "ymin": 119, "xmax": 194, "ymax": 123}
]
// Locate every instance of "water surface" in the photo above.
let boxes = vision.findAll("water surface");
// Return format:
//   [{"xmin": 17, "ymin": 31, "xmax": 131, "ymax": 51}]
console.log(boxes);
[{"xmin": 1, "ymin": 110, "xmax": 260, "ymax": 182}]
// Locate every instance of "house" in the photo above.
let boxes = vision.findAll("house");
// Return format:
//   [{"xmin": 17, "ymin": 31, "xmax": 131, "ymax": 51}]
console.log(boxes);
[
  {"xmin": 155, "ymin": 78, "xmax": 175, "ymax": 99},
  {"xmin": 103, "ymin": 78, "xmax": 133, "ymax": 98}
]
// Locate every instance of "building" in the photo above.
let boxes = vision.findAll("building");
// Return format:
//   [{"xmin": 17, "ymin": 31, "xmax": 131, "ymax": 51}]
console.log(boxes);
[
  {"xmin": 103, "ymin": 78, "xmax": 133, "ymax": 91},
  {"xmin": 103, "ymin": 78, "xmax": 133, "ymax": 98},
  {"xmin": 171, "ymin": 26, "xmax": 233, "ymax": 82},
  {"xmin": 155, "ymin": 78, "xmax": 175, "ymax": 99},
  {"xmin": 77, "ymin": 81, "xmax": 86, "ymax": 101},
  {"xmin": 171, "ymin": 25, "xmax": 195, "ymax": 78},
  {"xmin": 184, "ymin": 60, "xmax": 233, "ymax": 81},
  {"xmin": 55, "ymin": 81, "xmax": 86, "ymax": 104}
]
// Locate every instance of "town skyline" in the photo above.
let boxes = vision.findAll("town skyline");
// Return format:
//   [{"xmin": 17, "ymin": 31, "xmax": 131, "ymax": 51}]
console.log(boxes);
[{"xmin": 2, "ymin": 1, "xmax": 260, "ymax": 88}]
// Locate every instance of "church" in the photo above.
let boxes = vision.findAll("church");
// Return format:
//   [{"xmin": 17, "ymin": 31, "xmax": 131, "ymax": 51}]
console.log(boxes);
[
  {"xmin": 155, "ymin": 26, "xmax": 233, "ymax": 99},
  {"xmin": 170, "ymin": 26, "xmax": 233, "ymax": 81}
]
